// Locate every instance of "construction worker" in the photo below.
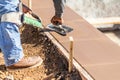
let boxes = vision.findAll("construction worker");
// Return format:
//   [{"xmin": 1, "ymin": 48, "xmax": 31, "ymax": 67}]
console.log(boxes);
[{"xmin": 0, "ymin": 0, "xmax": 66, "ymax": 69}]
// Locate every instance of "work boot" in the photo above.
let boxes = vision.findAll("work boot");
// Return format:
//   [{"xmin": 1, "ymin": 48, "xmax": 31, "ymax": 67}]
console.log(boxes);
[{"xmin": 7, "ymin": 56, "xmax": 43, "ymax": 69}]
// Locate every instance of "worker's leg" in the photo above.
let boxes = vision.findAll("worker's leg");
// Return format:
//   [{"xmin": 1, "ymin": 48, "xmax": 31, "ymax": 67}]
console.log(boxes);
[
  {"xmin": 0, "ymin": 0, "xmax": 43, "ymax": 68},
  {"xmin": 0, "ymin": 22, "xmax": 24, "ymax": 66},
  {"xmin": 0, "ymin": 22, "xmax": 43, "ymax": 69}
]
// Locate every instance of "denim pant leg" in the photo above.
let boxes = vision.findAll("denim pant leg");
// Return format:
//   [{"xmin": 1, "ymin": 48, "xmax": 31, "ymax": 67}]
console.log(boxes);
[{"xmin": 0, "ymin": 22, "xmax": 24, "ymax": 66}]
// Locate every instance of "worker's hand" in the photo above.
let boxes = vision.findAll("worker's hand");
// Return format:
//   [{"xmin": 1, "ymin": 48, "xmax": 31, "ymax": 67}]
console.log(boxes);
[
  {"xmin": 51, "ymin": 16, "xmax": 63, "ymax": 25},
  {"xmin": 22, "ymin": 4, "xmax": 32, "ymax": 14}
]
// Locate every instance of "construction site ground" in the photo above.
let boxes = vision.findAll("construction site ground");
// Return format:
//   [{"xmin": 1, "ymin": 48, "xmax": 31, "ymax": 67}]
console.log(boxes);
[
  {"xmin": 1, "ymin": 0, "xmax": 120, "ymax": 80},
  {"xmin": 0, "ymin": 26, "xmax": 81, "ymax": 80},
  {"xmin": 0, "ymin": 26, "xmax": 55, "ymax": 80}
]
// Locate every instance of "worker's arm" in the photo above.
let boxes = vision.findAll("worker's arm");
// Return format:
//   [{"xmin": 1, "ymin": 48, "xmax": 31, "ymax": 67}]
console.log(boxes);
[
  {"xmin": 53, "ymin": 0, "xmax": 66, "ymax": 17},
  {"xmin": 51, "ymin": 0, "xmax": 66, "ymax": 25}
]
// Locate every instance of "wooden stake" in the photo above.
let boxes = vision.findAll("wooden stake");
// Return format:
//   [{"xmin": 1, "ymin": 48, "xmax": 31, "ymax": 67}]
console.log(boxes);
[
  {"xmin": 28, "ymin": 0, "xmax": 32, "ymax": 9},
  {"xmin": 69, "ymin": 36, "xmax": 74, "ymax": 73}
]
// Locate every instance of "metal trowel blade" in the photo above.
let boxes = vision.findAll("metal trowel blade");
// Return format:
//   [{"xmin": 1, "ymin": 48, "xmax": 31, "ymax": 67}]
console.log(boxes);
[{"xmin": 46, "ymin": 24, "xmax": 73, "ymax": 36}]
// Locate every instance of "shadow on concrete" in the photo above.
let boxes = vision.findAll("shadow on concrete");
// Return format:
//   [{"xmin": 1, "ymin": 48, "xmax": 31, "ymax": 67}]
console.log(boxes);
[{"xmin": 99, "ymin": 24, "xmax": 120, "ymax": 39}]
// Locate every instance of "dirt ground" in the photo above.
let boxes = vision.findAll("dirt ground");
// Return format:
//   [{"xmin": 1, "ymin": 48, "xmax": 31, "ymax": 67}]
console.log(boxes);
[{"xmin": 0, "ymin": 25, "xmax": 81, "ymax": 80}]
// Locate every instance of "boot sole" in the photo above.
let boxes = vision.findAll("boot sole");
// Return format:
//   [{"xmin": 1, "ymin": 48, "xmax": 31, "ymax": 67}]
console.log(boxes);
[
  {"xmin": 6, "ymin": 58, "xmax": 43, "ymax": 70},
  {"xmin": 29, "ymin": 57, "xmax": 43, "ymax": 68}
]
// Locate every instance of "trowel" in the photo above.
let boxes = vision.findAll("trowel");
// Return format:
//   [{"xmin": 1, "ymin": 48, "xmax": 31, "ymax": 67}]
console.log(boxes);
[
  {"xmin": 46, "ymin": 23, "xmax": 73, "ymax": 36},
  {"xmin": 27, "ymin": 13, "xmax": 73, "ymax": 36}
]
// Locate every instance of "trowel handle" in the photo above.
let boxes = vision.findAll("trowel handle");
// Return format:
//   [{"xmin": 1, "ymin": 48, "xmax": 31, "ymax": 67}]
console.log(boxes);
[
  {"xmin": 22, "ymin": 3, "xmax": 41, "ymax": 22},
  {"xmin": 31, "ymin": 13, "xmax": 42, "ymax": 22}
]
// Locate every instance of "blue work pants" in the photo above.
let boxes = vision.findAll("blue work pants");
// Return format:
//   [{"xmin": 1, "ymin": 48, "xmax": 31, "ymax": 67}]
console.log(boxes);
[{"xmin": 0, "ymin": 0, "xmax": 24, "ymax": 66}]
